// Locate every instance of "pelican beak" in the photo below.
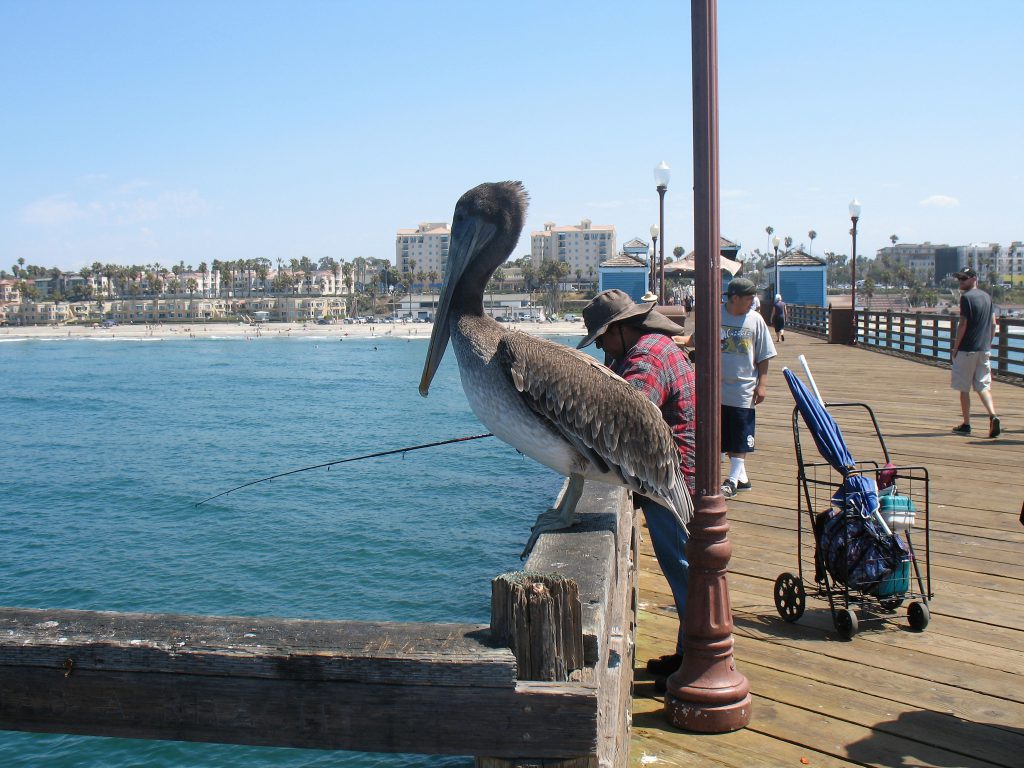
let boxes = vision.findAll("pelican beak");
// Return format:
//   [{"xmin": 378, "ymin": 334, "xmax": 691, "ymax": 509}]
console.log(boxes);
[{"xmin": 419, "ymin": 213, "xmax": 495, "ymax": 396}]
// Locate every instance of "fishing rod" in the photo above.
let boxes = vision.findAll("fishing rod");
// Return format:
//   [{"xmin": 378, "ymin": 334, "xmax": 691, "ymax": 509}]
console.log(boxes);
[{"xmin": 195, "ymin": 433, "xmax": 494, "ymax": 506}]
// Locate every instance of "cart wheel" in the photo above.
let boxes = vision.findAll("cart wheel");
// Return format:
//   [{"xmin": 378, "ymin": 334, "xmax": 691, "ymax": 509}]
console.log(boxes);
[
  {"xmin": 880, "ymin": 596, "xmax": 904, "ymax": 612},
  {"xmin": 835, "ymin": 608, "xmax": 858, "ymax": 640},
  {"xmin": 773, "ymin": 572, "xmax": 806, "ymax": 623},
  {"xmin": 908, "ymin": 601, "xmax": 930, "ymax": 631}
]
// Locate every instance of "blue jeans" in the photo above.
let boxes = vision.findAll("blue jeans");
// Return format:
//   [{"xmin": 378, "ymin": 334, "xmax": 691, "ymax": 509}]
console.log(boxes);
[{"xmin": 639, "ymin": 495, "xmax": 690, "ymax": 655}]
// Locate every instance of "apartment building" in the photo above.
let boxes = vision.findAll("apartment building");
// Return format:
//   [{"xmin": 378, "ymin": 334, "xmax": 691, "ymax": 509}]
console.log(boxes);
[
  {"xmin": 8, "ymin": 301, "xmax": 76, "ymax": 325},
  {"xmin": 396, "ymin": 222, "xmax": 450, "ymax": 279},
  {"xmin": 531, "ymin": 219, "xmax": 616, "ymax": 280},
  {"xmin": 0, "ymin": 278, "xmax": 21, "ymax": 303}
]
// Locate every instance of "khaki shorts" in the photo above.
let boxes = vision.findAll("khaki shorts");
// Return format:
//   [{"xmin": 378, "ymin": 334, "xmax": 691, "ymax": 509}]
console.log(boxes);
[{"xmin": 951, "ymin": 350, "xmax": 991, "ymax": 393}]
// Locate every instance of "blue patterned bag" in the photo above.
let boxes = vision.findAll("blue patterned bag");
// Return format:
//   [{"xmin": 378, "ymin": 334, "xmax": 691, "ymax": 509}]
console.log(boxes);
[{"xmin": 817, "ymin": 477, "xmax": 910, "ymax": 595}]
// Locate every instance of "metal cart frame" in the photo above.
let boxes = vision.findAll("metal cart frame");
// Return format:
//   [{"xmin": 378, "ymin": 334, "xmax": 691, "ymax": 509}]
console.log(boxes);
[{"xmin": 773, "ymin": 399, "xmax": 934, "ymax": 639}]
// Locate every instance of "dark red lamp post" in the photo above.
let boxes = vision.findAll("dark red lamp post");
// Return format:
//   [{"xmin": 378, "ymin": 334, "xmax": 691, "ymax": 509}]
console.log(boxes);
[
  {"xmin": 650, "ymin": 224, "xmax": 659, "ymax": 295},
  {"xmin": 654, "ymin": 161, "xmax": 671, "ymax": 304},
  {"xmin": 849, "ymin": 199, "xmax": 861, "ymax": 343},
  {"xmin": 663, "ymin": 0, "xmax": 751, "ymax": 733}
]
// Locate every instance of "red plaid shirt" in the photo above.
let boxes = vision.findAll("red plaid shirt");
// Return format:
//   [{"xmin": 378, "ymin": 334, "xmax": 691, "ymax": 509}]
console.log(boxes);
[{"xmin": 612, "ymin": 333, "xmax": 696, "ymax": 494}]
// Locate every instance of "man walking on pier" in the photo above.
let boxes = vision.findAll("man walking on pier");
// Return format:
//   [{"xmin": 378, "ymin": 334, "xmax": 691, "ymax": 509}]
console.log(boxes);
[{"xmin": 950, "ymin": 267, "xmax": 1000, "ymax": 438}]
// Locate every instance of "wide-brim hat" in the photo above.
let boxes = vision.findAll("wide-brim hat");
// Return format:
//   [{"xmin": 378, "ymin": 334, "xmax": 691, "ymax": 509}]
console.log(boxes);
[{"xmin": 577, "ymin": 288, "xmax": 684, "ymax": 349}]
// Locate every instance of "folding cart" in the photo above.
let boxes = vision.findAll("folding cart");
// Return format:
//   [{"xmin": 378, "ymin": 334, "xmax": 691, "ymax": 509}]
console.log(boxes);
[{"xmin": 773, "ymin": 362, "xmax": 933, "ymax": 639}]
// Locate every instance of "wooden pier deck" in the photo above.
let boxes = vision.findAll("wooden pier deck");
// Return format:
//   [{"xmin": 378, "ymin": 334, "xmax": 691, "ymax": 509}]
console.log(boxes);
[{"xmin": 631, "ymin": 331, "xmax": 1023, "ymax": 767}]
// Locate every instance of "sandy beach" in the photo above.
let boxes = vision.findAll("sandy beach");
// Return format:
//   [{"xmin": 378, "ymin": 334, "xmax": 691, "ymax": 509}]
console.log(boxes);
[{"xmin": 0, "ymin": 320, "xmax": 588, "ymax": 343}]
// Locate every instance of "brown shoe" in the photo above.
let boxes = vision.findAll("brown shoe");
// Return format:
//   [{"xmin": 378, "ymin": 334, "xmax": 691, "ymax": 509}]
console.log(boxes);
[{"xmin": 989, "ymin": 416, "xmax": 1001, "ymax": 438}]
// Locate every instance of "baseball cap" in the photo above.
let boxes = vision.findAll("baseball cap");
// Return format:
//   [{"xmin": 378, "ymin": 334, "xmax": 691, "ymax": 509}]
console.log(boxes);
[
  {"xmin": 726, "ymin": 278, "xmax": 757, "ymax": 297},
  {"xmin": 954, "ymin": 267, "xmax": 978, "ymax": 279}
]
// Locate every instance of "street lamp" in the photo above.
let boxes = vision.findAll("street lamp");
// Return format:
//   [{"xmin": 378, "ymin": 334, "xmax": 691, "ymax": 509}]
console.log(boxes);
[
  {"xmin": 654, "ymin": 161, "xmax": 671, "ymax": 304},
  {"xmin": 649, "ymin": 224, "xmax": 660, "ymax": 294},
  {"xmin": 849, "ymin": 199, "xmax": 861, "ymax": 343},
  {"xmin": 771, "ymin": 235, "xmax": 781, "ymax": 299}
]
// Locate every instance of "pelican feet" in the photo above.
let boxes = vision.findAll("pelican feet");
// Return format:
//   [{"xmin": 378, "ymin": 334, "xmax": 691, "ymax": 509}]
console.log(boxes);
[
  {"xmin": 520, "ymin": 474, "xmax": 586, "ymax": 559},
  {"xmin": 521, "ymin": 506, "xmax": 582, "ymax": 559}
]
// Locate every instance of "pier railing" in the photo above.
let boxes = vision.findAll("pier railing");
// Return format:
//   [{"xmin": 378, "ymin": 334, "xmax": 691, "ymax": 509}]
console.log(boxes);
[
  {"xmin": 785, "ymin": 305, "xmax": 1023, "ymax": 383},
  {"xmin": 785, "ymin": 304, "xmax": 829, "ymax": 338},
  {"xmin": 0, "ymin": 482, "xmax": 638, "ymax": 767}
]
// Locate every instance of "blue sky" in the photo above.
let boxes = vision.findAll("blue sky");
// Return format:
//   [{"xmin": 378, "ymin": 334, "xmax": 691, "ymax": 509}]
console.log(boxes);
[{"xmin": 2, "ymin": 0, "xmax": 1021, "ymax": 273}]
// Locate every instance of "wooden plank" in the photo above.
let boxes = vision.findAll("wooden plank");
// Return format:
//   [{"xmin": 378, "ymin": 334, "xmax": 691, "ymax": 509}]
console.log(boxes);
[
  {"xmin": 637, "ymin": 608, "xmax": 1024, "ymax": 733},
  {"xmin": 1, "ymin": 668, "xmax": 597, "ymax": 757},
  {"xmin": 642, "ymin": 567, "xmax": 1024, "ymax": 680},
  {"xmin": 0, "ymin": 609, "xmax": 515, "ymax": 686},
  {"xmin": 525, "ymin": 482, "xmax": 622, "ymax": 666}
]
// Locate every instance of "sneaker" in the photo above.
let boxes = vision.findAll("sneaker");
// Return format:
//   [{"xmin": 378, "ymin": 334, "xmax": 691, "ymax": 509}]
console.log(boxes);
[
  {"xmin": 737, "ymin": 480, "xmax": 753, "ymax": 492},
  {"xmin": 989, "ymin": 416, "xmax": 1001, "ymax": 439},
  {"xmin": 952, "ymin": 423, "xmax": 971, "ymax": 435},
  {"xmin": 721, "ymin": 479, "xmax": 738, "ymax": 498},
  {"xmin": 646, "ymin": 653, "xmax": 683, "ymax": 676}
]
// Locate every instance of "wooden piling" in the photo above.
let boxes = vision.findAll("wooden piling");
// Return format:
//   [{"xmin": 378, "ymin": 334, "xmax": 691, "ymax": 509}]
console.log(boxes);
[{"xmin": 490, "ymin": 573, "xmax": 584, "ymax": 682}]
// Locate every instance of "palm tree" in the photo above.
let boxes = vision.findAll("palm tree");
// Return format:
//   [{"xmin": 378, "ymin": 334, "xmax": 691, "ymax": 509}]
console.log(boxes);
[
  {"xmin": 890, "ymin": 234, "xmax": 899, "ymax": 247},
  {"xmin": 342, "ymin": 262, "xmax": 353, "ymax": 300},
  {"xmin": 256, "ymin": 261, "xmax": 270, "ymax": 293},
  {"xmin": 808, "ymin": 230, "xmax": 817, "ymax": 255},
  {"xmin": 765, "ymin": 226, "xmax": 774, "ymax": 254},
  {"xmin": 784, "ymin": 236, "xmax": 793, "ymax": 250}
]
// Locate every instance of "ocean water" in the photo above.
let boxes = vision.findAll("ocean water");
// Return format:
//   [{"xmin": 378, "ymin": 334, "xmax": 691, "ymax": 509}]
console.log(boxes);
[{"xmin": 0, "ymin": 333, "xmax": 571, "ymax": 767}]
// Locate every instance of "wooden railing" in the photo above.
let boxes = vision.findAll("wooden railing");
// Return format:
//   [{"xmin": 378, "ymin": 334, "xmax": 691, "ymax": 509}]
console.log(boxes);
[
  {"xmin": 785, "ymin": 305, "xmax": 829, "ymax": 338},
  {"xmin": 857, "ymin": 310, "xmax": 1023, "ymax": 381},
  {"xmin": 784, "ymin": 305, "xmax": 1023, "ymax": 383},
  {"xmin": 0, "ymin": 482, "xmax": 638, "ymax": 767}
]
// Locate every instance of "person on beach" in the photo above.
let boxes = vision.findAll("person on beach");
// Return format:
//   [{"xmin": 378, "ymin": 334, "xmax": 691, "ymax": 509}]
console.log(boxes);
[
  {"xmin": 771, "ymin": 293, "xmax": 786, "ymax": 342},
  {"xmin": 950, "ymin": 267, "xmax": 1000, "ymax": 438},
  {"xmin": 578, "ymin": 289, "xmax": 694, "ymax": 685}
]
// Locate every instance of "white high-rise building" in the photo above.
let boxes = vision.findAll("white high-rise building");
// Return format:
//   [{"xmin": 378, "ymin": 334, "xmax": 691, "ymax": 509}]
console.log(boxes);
[
  {"xmin": 396, "ymin": 222, "xmax": 451, "ymax": 279},
  {"xmin": 531, "ymin": 219, "xmax": 616, "ymax": 282}
]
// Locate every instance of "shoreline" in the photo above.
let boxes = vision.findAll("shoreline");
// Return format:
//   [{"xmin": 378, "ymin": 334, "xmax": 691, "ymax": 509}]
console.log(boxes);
[{"xmin": 0, "ymin": 320, "xmax": 588, "ymax": 342}]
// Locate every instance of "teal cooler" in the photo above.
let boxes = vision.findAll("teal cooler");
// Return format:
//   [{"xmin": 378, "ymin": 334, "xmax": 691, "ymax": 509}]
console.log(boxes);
[{"xmin": 875, "ymin": 559, "xmax": 911, "ymax": 598}]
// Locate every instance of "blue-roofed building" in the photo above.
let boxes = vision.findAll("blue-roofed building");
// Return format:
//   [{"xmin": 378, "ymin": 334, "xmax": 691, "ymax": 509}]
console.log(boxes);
[
  {"xmin": 598, "ymin": 253, "xmax": 649, "ymax": 302},
  {"xmin": 622, "ymin": 237, "xmax": 651, "ymax": 265},
  {"xmin": 770, "ymin": 250, "xmax": 827, "ymax": 306}
]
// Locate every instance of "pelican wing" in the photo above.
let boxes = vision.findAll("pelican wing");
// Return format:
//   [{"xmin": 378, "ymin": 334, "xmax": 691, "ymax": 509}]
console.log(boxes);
[{"xmin": 498, "ymin": 333, "xmax": 693, "ymax": 526}]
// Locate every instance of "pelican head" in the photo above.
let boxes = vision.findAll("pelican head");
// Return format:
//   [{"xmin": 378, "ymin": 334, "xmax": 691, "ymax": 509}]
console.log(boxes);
[{"xmin": 419, "ymin": 181, "xmax": 528, "ymax": 396}]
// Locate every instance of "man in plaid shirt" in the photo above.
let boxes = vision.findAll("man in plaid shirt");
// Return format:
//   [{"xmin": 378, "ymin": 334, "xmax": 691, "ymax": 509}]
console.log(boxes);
[{"xmin": 578, "ymin": 289, "xmax": 695, "ymax": 685}]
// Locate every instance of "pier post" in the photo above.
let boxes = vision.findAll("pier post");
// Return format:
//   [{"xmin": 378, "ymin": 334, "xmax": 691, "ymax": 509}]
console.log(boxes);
[
  {"xmin": 489, "ymin": 573, "xmax": 584, "ymax": 682},
  {"xmin": 996, "ymin": 317, "xmax": 1008, "ymax": 374}
]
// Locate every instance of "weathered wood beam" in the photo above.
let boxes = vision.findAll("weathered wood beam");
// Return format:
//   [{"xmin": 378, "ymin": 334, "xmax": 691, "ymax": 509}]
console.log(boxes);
[
  {"xmin": 0, "ymin": 609, "xmax": 597, "ymax": 757},
  {"xmin": 483, "ymin": 482, "xmax": 636, "ymax": 768}
]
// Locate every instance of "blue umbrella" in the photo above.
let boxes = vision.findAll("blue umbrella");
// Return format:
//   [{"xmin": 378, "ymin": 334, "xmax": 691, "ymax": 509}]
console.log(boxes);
[{"xmin": 784, "ymin": 368, "xmax": 856, "ymax": 475}]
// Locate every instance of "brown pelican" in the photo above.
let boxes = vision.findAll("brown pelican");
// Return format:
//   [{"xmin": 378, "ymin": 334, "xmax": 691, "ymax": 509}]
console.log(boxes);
[{"xmin": 419, "ymin": 181, "xmax": 693, "ymax": 554}]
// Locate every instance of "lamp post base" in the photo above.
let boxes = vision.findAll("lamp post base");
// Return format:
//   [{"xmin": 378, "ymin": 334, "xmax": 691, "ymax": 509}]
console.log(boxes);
[{"xmin": 663, "ymin": 492, "xmax": 751, "ymax": 733}]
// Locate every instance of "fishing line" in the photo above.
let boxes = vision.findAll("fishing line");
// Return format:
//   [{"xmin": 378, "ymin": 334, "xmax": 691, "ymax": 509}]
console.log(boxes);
[{"xmin": 195, "ymin": 433, "xmax": 493, "ymax": 506}]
